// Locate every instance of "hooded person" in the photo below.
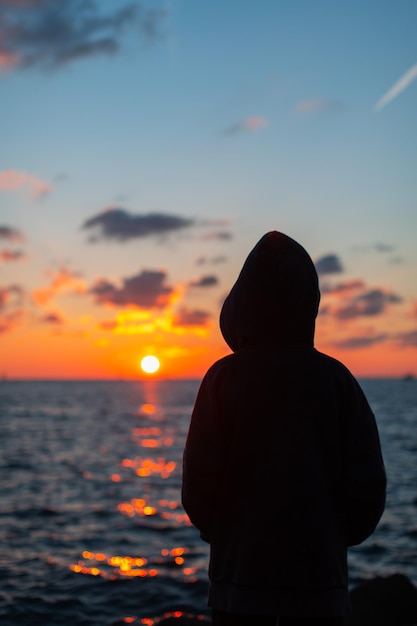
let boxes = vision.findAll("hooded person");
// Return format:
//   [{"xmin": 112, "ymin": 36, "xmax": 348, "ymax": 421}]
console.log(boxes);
[{"xmin": 182, "ymin": 232, "xmax": 386, "ymax": 625}]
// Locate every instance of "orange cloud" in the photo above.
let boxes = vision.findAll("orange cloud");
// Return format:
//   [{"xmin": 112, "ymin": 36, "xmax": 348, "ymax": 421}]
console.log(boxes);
[
  {"xmin": 0, "ymin": 284, "xmax": 24, "ymax": 309},
  {"xmin": 33, "ymin": 268, "xmax": 87, "ymax": 305},
  {"xmin": 97, "ymin": 303, "xmax": 211, "ymax": 338},
  {"xmin": 0, "ymin": 308, "xmax": 25, "ymax": 334},
  {"xmin": 243, "ymin": 116, "xmax": 268, "ymax": 131},
  {"xmin": 0, "ymin": 169, "xmax": 52, "ymax": 198},
  {"xmin": 0, "ymin": 249, "xmax": 26, "ymax": 263},
  {"xmin": 0, "ymin": 51, "xmax": 20, "ymax": 71}
]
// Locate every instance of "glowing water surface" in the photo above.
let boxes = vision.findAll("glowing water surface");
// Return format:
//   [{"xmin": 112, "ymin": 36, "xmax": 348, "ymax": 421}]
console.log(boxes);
[{"xmin": 0, "ymin": 378, "xmax": 416, "ymax": 625}]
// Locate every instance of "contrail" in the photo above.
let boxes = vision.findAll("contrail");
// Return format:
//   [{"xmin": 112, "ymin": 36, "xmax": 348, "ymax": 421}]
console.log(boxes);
[{"xmin": 374, "ymin": 62, "xmax": 417, "ymax": 111}]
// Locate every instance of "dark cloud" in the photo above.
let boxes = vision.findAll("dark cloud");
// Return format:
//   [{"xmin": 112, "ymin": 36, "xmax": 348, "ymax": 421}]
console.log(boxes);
[
  {"xmin": 315, "ymin": 254, "xmax": 343, "ymax": 275},
  {"xmin": 195, "ymin": 255, "xmax": 227, "ymax": 266},
  {"xmin": 335, "ymin": 289, "xmax": 402, "ymax": 320},
  {"xmin": 0, "ymin": 0, "xmax": 165, "ymax": 72},
  {"xmin": 333, "ymin": 334, "xmax": 388, "ymax": 350},
  {"xmin": 189, "ymin": 275, "xmax": 219, "ymax": 288},
  {"xmin": 202, "ymin": 231, "xmax": 233, "ymax": 241},
  {"xmin": 374, "ymin": 242, "xmax": 394, "ymax": 253},
  {"xmin": 333, "ymin": 329, "xmax": 417, "ymax": 350},
  {"xmin": 174, "ymin": 307, "xmax": 211, "ymax": 327},
  {"xmin": 82, "ymin": 208, "xmax": 194, "ymax": 242},
  {"xmin": 41, "ymin": 312, "xmax": 64, "ymax": 324},
  {"xmin": 90, "ymin": 269, "xmax": 174, "ymax": 308},
  {"xmin": 394, "ymin": 330, "xmax": 417, "ymax": 348},
  {"xmin": 0, "ymin": 225, "xmax": 25, "ymax": 242},
  {"xmin": 321, "ymin": 280, "xmax": 365, "ymax": 295}
]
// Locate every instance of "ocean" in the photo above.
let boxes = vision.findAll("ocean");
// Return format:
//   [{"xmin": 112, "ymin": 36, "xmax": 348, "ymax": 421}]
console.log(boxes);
[{"xmin": 0, "ymin": 378, "xmax": 416, "ymax": 625}]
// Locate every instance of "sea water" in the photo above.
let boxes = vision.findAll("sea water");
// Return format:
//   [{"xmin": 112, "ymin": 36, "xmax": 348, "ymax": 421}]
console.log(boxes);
[{"xmin": 0, "ymin": 378, "xmax": 416, "ymax": 625}]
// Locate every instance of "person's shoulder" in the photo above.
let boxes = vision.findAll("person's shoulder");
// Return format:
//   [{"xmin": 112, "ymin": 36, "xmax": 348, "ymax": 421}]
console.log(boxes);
[
  {"xmin": 312, "ymin": 348, "xmax": 357, "ymax": 382},
  {"xmin": 203, "ymin": 352, "xmax": 239, "ymax": 376},
  {"xmin": 199, "ymin": 351, "xmax": 247, "ymax": 389}
]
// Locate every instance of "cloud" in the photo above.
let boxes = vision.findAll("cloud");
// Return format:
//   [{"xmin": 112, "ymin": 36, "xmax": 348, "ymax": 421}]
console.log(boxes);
[
  {"xmin": 388, "ymin": 255, "xmax": 404, "ymax": 265},
  {"xmin": 202, "ymin": 231, "xmax": 233, "ymax": 241},
  {"xmin": 0, "ymin": 170, "xmax": 51, "ymax": 198},
  {"xmin": 294, "ymin": 98, "xmax": 343, "ymax": 115},
  {"xmin": 189, "ymin": 275, "xmax": 219, "ymax": 288},
  {"xmin": 33, "ymin": 267, "xmax": 87, "ymax": 305},
  {"xmin": 0, "ymin": 0, "xmax": 165, "ymax": 73},
  {"xmin": 90, "ymin": 269, "xmax": 174, "ymax": 309},
  {"xmin": 321, "ymin": 280, "xmax": 365, "ymax": 296},
  {"xmin": 315, "ymin": 254, "xmax": 343, "ymax": 275},
  {"xmin": 174, "ymin": 307, "xmax": 211, "ymax": 327},
  {"xmin": 352, "ymin": 242, "xmax": 395, "ymax": 254},
  {"xmin": 394, "ymin": 329, "xmax": 417, "ymax": 348},
  {"xmin": 0, "ymin": 308, "xmax": 25, "ymax": 334},
  {"xmin": 196, "ymin": 255, "xmax": 227, "ymax": 265},
  {"xmin": 224, "ymin": 116, "xmax": 268, "ymax": 135},
  {"xmin": 352, "ymin": 242, "xmax": 402, "ymax": 265},
  {"xmin": 41, "ymin": 311, "xmax": 64, "ymax": 325},
  {"xmin": 0, "ymin": 284, "xmax": 24, "ymax": 309},
  {"xmin": 0, "ymin": 249, "xmax": 26, "ymax": 263},
  {"xmin": 375, "ymin": 62, "xmax": 417, "ymax": 111},
  {"xmin": 0, "ymin": 225, "xmax": 25, "ymax": 242},
  {"xmin": 333, "ymin": 334, "xmax": 389, "ymax": 350},
  {"xmin": 0, "ymin": 284, "xmax": 24, "ymax": 333},
  {"xmin": 98, "ymin": 319, "xmax": 118, "ymax": 331},
  {"xmin": 334, "ymin": 288, "xmax": 402, "ymax": 320},
  {"xmin": 0, "ymin": 50, "xmax": 20, "ymax": 71},
  {"xmin": 374, "ymin": 242, "xmax": 395, "ymax": 253},
  {"xmin": 82, "ymin": 208, "xmax": 195, "ymax": 242},
  {"xmin": 332, "ymin": 328, "xmax": 417, "ymax": 350}
]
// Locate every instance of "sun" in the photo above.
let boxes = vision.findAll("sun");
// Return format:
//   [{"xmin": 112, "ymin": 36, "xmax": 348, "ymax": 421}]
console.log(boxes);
[{"xmin": 140, "ymin": 355, "xmax": 160, "ymax": 374}]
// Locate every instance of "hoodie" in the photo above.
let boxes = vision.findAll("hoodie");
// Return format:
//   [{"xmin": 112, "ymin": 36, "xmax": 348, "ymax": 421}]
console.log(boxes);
[{"xmin": 182, "ymin": 232, "xmax": 386, "ymax": 618}]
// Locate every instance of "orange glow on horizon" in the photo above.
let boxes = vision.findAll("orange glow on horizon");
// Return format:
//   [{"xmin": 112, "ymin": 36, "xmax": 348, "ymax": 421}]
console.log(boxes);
[{"xmin": 0, "ymin": 306, "xmax": 416, "ymax": 379}]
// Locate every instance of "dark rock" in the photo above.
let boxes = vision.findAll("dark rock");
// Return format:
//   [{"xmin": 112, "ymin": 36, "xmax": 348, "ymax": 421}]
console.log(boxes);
[{"xmin": 347, "ymin": 574, "xmax": 417, "ymax": 626}]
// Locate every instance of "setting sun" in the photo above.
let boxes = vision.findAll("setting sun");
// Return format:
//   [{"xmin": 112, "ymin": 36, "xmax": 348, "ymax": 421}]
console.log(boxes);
[{"xmin": 140, "ymin": 355, "xmax": 160, "ymax": 374}]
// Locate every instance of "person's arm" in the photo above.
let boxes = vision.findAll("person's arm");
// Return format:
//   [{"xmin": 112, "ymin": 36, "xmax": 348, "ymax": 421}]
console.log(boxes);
[
  {"xmin": 342, "ymin": 377, "xmax": 386, "ymax": 546},
  {"xmin": 182, "ymin": 365, "xmax": 228, "ymax": 541}
]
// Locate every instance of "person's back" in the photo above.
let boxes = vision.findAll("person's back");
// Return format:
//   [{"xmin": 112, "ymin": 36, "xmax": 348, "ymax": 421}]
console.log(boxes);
[{"xmin": 182, "ymin": 231, "xmax": 386, "ymax": 625}]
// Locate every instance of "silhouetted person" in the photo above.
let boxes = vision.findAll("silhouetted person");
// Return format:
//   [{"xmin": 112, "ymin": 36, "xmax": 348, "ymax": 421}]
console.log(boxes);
[{"xmin": 182, "ymin": 232, "xmax": 386, "ymax": 626}]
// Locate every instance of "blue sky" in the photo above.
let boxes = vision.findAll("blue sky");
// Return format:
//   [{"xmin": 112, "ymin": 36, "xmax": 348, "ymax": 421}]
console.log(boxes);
[{"xmin": 1, "ymin": 0, "xmax": 416, "ymax": 378}]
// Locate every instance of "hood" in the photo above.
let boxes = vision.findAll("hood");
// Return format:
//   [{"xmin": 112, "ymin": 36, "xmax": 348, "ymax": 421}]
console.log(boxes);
[{"xmin": 220, "ymin": 231, "xmax": 320, "ymax": 351}]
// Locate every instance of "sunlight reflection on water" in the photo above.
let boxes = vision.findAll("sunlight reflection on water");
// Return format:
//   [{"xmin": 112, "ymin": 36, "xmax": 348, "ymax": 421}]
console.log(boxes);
[{"xmin": 0, "ymin": 378, "xmax": 416, "ymax": 625}]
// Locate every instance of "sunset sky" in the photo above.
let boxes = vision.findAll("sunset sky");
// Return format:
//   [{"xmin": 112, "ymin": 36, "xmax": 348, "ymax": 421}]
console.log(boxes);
[{"xmin": 1, "ymin": 0, "xmax": 416, "ymax": 379}]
